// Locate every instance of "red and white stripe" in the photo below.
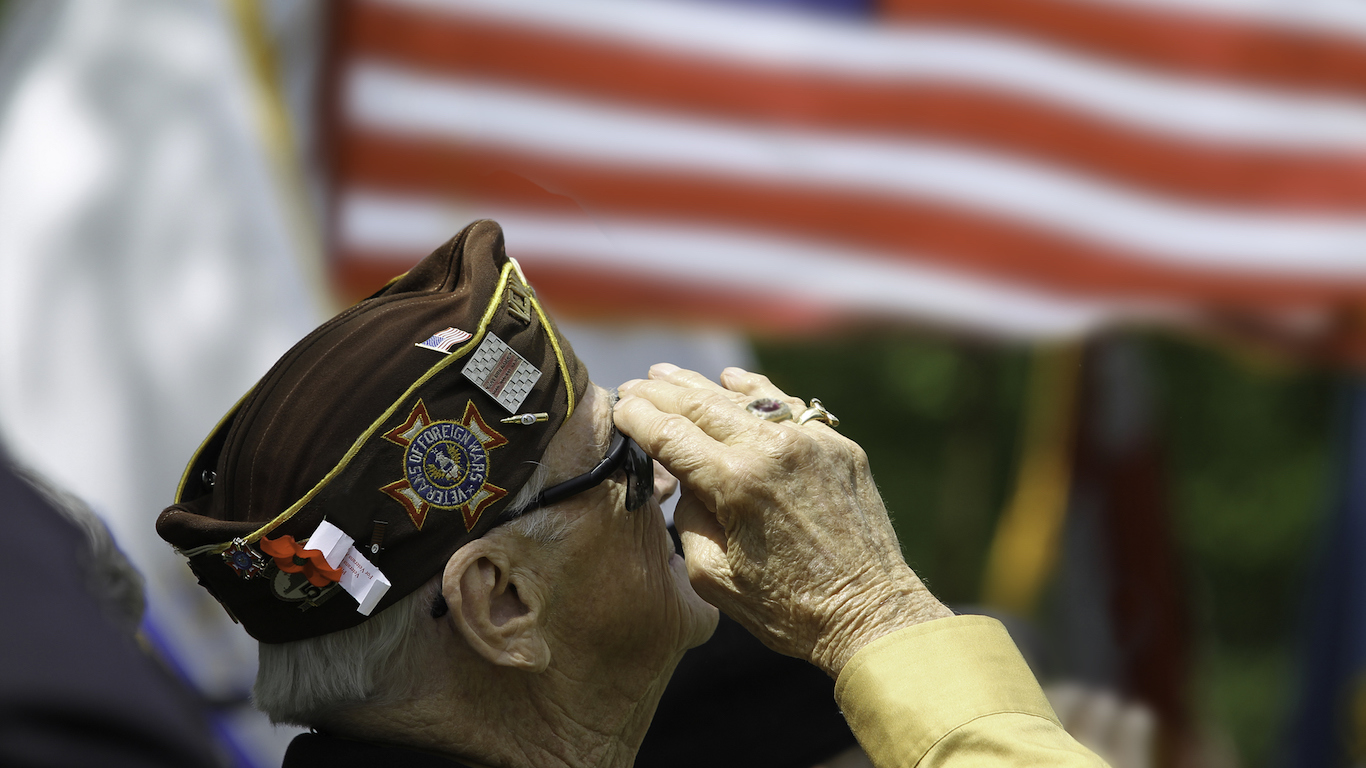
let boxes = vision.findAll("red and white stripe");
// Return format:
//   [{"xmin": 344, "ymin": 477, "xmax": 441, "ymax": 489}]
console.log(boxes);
[{"xmin": 326, "ymin": 0, "xmax": 1366, "ymax": 338}]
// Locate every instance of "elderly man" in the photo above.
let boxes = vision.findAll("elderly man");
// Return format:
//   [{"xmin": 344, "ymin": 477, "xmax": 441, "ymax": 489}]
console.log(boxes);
[{"xmin": 157, "ymin": 220, "xmax": 1105, "ymax": 767}]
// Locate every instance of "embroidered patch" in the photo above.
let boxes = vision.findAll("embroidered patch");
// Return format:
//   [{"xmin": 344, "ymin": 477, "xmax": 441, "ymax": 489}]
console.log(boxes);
[
  {"xmin": 462, "ymin": 333, "xmax": 542, "ymax": 412},
  {"xmin": 415, "ymin": 326, "xmax": 472, "ymax": 355},
  {"xmin": 380, "ymin": 400, "xmax": 508, "ymax": 530}
]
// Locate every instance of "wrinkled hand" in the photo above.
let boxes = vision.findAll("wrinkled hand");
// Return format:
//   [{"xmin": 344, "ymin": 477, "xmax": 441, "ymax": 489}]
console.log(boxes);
[{"xmin": 616, "ymin": 364, "xmax": 953, "ymax": 677}]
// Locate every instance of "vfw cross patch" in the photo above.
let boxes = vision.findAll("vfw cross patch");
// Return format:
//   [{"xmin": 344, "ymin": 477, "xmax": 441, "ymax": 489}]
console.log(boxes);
[{"xmin": 380, "ymin": 400, "xmax": 508, "ymax": 530}]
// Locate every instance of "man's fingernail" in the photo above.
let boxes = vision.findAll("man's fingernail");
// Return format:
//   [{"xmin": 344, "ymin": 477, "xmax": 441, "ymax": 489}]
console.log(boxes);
[
  {"xmin": 619, "ymin": 378, "xmax": 644, "ymax": 392},
  {"xmin": 650, "ymin": 363, "xmax": 680, "ymax": 376}
]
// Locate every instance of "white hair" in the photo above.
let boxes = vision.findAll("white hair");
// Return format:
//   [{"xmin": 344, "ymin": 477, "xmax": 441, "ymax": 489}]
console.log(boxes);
[{"xmin": 253, "ymin": 463, "xmax": 572, "ymax": 726}]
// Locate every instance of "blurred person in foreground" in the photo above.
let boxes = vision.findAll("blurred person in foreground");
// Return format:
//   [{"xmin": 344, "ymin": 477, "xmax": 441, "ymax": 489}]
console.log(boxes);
[
  {"xmin": 0, "ymin": 449, "xmax": 221, "ymax": 767},
  {"xmin": 155, "ymin": 220, "xmax": 1105, "ymax": 767}
]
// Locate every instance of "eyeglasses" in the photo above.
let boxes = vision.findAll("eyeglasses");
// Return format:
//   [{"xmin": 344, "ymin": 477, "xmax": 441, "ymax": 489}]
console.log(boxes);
[{"xmin": 499, "ymin": 426, "xmax": 655, "ymax": 525}]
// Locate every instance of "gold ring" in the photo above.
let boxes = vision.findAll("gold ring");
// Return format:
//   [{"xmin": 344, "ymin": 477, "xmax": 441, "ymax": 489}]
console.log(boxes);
[{"xmin": 796, "ymin": 398, "xmax": 839, "ymax": 427}]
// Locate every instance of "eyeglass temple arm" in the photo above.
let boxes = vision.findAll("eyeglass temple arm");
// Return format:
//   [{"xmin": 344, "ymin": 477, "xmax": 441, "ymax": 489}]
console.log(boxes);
[{"xmin": 500, "ymin": 431, "xmax": 629, "ymax": 523}]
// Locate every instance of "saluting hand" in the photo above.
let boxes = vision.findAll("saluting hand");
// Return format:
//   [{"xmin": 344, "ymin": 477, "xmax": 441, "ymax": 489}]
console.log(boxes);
[{"xmin": 615, "ymin": 364, "xmax": 953, "ymax": 677}]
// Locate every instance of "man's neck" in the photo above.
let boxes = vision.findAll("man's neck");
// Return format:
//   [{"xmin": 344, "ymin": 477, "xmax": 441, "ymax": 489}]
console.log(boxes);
[{"xmin": 332, "ymin": 649, "xmax": 682, "ymax": 768}]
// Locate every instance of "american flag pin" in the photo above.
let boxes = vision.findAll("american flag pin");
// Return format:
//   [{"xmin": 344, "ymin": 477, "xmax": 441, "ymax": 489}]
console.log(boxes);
[{"xmin": 415, "ymin": 327, "xmax": 473, "ymax": 355}]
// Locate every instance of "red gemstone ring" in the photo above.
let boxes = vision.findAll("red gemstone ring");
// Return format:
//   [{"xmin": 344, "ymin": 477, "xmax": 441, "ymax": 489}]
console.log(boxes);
[{"xmin": 745, "ymin": 398, "xmax": 793, "ymax": 423}]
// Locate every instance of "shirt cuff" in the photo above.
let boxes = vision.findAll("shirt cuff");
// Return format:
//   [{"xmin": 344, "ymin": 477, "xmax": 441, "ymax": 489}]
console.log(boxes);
[{"xmin": 834, "ymin": 615, "xmax": 1060, "ymax": 767}]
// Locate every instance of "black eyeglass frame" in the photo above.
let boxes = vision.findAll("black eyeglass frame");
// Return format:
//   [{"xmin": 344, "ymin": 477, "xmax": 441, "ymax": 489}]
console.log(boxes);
[{"xmin": 498, "ymin": 426, "xmax": 654, "ymax": 525}]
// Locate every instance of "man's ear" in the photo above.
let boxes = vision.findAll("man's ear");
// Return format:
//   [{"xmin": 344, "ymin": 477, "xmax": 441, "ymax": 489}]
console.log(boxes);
[{"xmin": 441, "ymin": 538, "xmax": 551, "ymax": 673}]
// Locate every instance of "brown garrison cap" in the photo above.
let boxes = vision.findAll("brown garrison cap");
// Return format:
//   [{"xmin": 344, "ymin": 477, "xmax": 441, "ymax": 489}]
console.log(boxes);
[{"xmin": 156, "ymin": 220, "xmax": 589, "ymax": 643}]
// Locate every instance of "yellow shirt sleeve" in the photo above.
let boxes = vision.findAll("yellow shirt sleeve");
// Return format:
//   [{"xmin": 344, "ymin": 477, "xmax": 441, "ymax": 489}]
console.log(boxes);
[{"xmin": 834, "ymin": 615, "xmax": 1108, "ymax": 768}]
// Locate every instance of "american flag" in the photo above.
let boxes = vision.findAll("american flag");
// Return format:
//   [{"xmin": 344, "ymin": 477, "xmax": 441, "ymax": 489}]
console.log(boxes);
[
  {"xmin": 324, "ymin": 0, "xmax": 1366, "ymax": 350},
  {"xmin": 416, "ymin": 325, "xmax": 474, "ymax": 353}
]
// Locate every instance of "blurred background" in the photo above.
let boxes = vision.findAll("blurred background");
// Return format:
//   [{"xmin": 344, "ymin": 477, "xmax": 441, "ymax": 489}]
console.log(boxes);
[{"xmin": 0, "ymin": 0, "xmax": 1363, "ymax": 766}]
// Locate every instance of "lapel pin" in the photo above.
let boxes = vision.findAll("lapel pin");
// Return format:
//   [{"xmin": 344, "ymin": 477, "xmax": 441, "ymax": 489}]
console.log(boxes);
[
  {"xmin": 369, "ymin": 520, "xmax": 388, "ymax": 555},
  {"xmin": 222, "ymin": 538, "xmax": 266, "ymax": 580}
]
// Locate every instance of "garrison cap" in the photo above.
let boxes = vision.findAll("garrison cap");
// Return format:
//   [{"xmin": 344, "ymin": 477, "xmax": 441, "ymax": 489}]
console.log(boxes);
[{"xmin": 156, "ymin": 220, "xmax": 589, "ymax": 643}]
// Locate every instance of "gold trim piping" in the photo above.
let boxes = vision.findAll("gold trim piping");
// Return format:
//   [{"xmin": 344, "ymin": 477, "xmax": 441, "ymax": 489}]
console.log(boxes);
[
  {"xmin": 510, "ymin": 258, "xmax": 575, "ymax": 423},
  {"xmin": 197, "ymin": 262, "xmax": 518, "ymax": 555},
  {"xmin": 175, "ymin": 387, "xmax": 256, "ymax": 502}
]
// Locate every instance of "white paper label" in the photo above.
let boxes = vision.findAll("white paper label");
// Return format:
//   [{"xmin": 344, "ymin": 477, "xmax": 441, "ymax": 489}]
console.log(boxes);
[
  {"xmin": 303, "ymin": 519, "xmax": 392, "ymax": 615},
  {"xmin": 338, "ymin": 548, "xmax": 392, "ymax": 616},
  {"xmin": 305, "ymin": 520, "xmax": 353, "ymax": 568}
]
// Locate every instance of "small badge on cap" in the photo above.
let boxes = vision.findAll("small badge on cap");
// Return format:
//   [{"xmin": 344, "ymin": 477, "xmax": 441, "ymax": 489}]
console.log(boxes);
[
  {"xmin": 416, "ymin": 326, "xmax": 473, "ymax": 355},
  {"xmin": 501, "ymin": 412, "xmax": 549, "ymax": 426},
  {"xmin": 222, "ymin": 538, "xmax": 266, "ymax": 579},
  {"xmin": 462, "ymin": 333, "xmax": 542, "ymax": 413},
  {"xmin": 368, "ymin": 520, "xmax": 388, "ymax": 555},
  {"xmin": 268, "ymin": 564, "xmax": 341, "ymax": 612},
  {"xmin": 381, "ymin": 399, "xmax": 509, "ymax": 531},
  {"xmin": 505, "ymin": 281, "xmax": 534, "ymax": 325}
]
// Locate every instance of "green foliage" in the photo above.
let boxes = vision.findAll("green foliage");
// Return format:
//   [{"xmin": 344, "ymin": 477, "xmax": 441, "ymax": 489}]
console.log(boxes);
[{"xmin": 1147, "ymin": 336, "xmax": 1337, "ymax": 766}]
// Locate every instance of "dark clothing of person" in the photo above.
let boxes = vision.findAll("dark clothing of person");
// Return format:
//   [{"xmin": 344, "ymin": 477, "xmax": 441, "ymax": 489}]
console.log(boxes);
[
  {"xmin": 0, "ymin": 454, "xmax": 221, "ymax": 768},
  {"xmin": 284, "ymin": 732, "xmax": 476, "ymax": 767},
  {"xmin": 633, "ymin": 528, "xmax": 856, "ymax": 768}
]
